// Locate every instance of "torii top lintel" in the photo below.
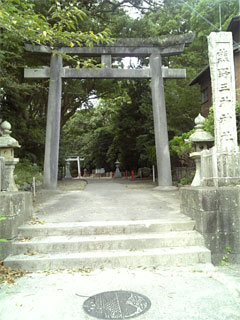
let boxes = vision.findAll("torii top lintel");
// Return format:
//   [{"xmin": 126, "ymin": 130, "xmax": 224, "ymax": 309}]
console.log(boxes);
[{"xmin": 25, "ymin": 32, "xmax": 195, "ymax": 57}]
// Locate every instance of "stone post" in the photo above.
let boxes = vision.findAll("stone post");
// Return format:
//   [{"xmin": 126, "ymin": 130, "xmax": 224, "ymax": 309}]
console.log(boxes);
[
  {"xmin": 150, "ymin": 53, "xmax": 173, "ymax": 189},
  {"xmin": 101, "ymin": 55, "xmax": 112, "ymax": 68},
  {"xmin": 43, "ymin": 54, "xmax": 63, "ymax": 189}
]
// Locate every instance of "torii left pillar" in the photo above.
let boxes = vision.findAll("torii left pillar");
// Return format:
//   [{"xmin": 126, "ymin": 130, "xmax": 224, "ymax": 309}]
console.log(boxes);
[{"xmin": 44, "ymin": 54, "xmax": 62, "ymax": 189}]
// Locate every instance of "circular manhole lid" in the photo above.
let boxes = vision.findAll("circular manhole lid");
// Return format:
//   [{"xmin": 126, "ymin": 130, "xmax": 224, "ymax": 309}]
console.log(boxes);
[{"xmin": 83, "ymin": 290, "xmax": 151, "ymax": 319}]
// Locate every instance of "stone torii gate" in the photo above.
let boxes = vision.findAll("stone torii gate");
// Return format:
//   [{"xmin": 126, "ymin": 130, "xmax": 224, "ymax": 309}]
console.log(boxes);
[{"xmin": 24, "ymin": 33, "xmax": 194, "ymax": 189}]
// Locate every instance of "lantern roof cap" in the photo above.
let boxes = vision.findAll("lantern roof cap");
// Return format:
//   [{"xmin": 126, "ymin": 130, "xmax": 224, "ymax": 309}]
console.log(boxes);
[
  {"xmin": 0, "ymin": 121, "xmax": 21, "ymax": 148},
  {"xmin": 189, "ymin": 114, "xmax": 214, "ymax": 143}
]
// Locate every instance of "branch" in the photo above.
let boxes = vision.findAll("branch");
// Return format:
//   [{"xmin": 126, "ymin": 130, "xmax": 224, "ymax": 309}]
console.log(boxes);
[
  {"xmin": 103, "ymin": 0, "xmax": 130, "ymax": 11},
  {"xmin": 61, "ymin": 105, "xmax": 79, "ymax": 126},
  {"xmin": 91, "ymin": 0, "xmax": 164, "ymax": 14}
]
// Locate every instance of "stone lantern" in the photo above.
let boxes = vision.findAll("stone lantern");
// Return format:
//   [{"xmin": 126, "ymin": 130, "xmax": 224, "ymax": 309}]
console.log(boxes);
[
  {"xmin": 114, "ymin": 159, "xmax": 122, "ymax": 178},
  {"xmin": 189, "ymin": 114, "xmax": 214, "ymax": 186},
  {"xmin": 0, "ymin": 121, "xmax": 20, "ymax": 191}
]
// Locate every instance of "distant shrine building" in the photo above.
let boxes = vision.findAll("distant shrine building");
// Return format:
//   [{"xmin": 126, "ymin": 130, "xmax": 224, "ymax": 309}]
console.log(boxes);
[{"xmin": 189, "ymin": 16, "xmax": 240, "ymax": 117}]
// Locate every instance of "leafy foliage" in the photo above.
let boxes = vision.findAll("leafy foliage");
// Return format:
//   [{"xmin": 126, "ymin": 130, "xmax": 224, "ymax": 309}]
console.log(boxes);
[
  {"xmin": 0, "ymin": 0, "xmax": 111, "ymax": 162},
  {"xmin": 14, "ymin": 159, "xmax": 43, "ymax": 187},
  {"xmin": 169, "ymin": 130, "xmax": 195, "ymax": 167},
  {"xmin": 0, "ymin": 0, "xmax": 111, "ymax": 47},
  {"xmin": 204, "ymin": 106, "xmax": 214, "ymax": 136},
  {"xmin": 179, "ymin": 173, "xmax": 194, "ymax": 185}
]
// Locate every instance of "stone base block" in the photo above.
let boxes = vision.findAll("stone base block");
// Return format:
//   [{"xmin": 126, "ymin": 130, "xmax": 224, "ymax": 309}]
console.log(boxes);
[
  {"xmin": 0, "ymin": 192, "xmax": 32, "ymax": 240},
  {"xmin": 211, "ymin": 253, "xmax": 240, "ymax": 265},
  {"xmin": 180, "ymin": 186, "xmax": 240, "ymax": 264},
  {"xmin": 0, "ymin": 192, "xmax": 32, "ymax": 259},
  {"xmin": 0, "ymin": 241, "xmax": 12, "ymax": 261}
]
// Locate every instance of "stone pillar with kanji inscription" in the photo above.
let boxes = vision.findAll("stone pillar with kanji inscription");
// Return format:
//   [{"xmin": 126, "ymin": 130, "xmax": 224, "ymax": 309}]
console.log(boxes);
[
  {"xmin": 208, "ymin": 32, "xmax": 238, "ymax": 153},
  {"xmin": 199, "ymin": 32, "xmax": 240, "ymax": 187}
]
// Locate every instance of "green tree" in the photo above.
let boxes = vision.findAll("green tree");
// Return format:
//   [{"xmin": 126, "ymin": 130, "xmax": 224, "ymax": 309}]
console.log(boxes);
[{"xmin": 0, "ymin": 0, "xmax": 111, "ymax": 163}]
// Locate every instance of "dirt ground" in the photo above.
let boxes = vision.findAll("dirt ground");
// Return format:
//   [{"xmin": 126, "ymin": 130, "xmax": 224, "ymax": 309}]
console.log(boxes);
[
  {"xmin": 33, "ymin": 179, "xmax": 88, "ymax": 210},
  {"xmin": 32, "ymin": 177, "xmax": 157, "ymax": 209}
]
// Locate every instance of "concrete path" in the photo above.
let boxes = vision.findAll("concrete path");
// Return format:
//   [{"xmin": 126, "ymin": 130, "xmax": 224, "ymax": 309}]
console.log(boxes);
[
  {"xmin": 1, "ymin": 178, "xmax": 240, "ymax": 320},
  {"xmin": 1, "ymin": 265, "xmax": 240, "ymax": 320},
  {"xmin": 34, "ymin": 178, "xmax": 183, "ymax": 223}
]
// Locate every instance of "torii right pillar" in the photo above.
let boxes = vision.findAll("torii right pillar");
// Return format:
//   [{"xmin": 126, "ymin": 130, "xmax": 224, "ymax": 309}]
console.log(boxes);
[{"xmin": 150, "ymin": 53, "xmax": 176, "ymax": 190}]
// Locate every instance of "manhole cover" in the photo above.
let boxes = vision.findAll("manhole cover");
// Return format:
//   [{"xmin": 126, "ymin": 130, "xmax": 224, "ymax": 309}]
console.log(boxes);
[{"xmin": 83, "ymin": 290, "xmax": 151, "ymax": 319}]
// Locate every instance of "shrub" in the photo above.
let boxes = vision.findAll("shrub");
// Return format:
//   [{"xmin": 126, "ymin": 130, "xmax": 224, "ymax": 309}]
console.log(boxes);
[
  {"xmin": 179, "ymin": 173, "xmax": 194, "ymax": 185},
  {"xmin": 204, "ymin": 107, "xmax": 214, "ymax": 136},
  {"xmin": 169, "ymin": 129, "xmax": 195, "ymax": 167},
  {"xmin": 15, "ymin": 159, "xmax": 43, "ymax": 188}
]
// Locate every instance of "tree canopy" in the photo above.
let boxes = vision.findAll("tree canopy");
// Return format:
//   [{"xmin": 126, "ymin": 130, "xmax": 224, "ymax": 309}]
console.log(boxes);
[{"xmin": 0, "ymin": 0, "xmax": 239, "ymax": 171}]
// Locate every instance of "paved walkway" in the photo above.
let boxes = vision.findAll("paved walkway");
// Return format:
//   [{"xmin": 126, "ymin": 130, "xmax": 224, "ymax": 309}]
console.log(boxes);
[
  {"xmin": 1, "ymin": 178, "xmax": 240, "ymax": 320},
  {"xmin": 1, "ymin": 265, "xmax": 240, "ymax": 320},
  {"xmin": 34, "ymin": 178, "xmax": 183, "ymax": 223}
]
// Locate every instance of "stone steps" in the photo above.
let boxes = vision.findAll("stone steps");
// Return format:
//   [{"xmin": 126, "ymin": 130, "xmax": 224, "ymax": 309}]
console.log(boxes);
[
  {"xmin": 11, "ymin": 231, "xmax": 204, "ymax": 254},
  {"xmin": 17, "ymin": 219, "xmax": 196, "ymax": 237},
  {"xmin": 4, "ymin": 219, "xmax": 211, "ymax": 271},
  {"xmin": 4, "ymin": 247, "xmax": 211, "ymax": 272}
]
